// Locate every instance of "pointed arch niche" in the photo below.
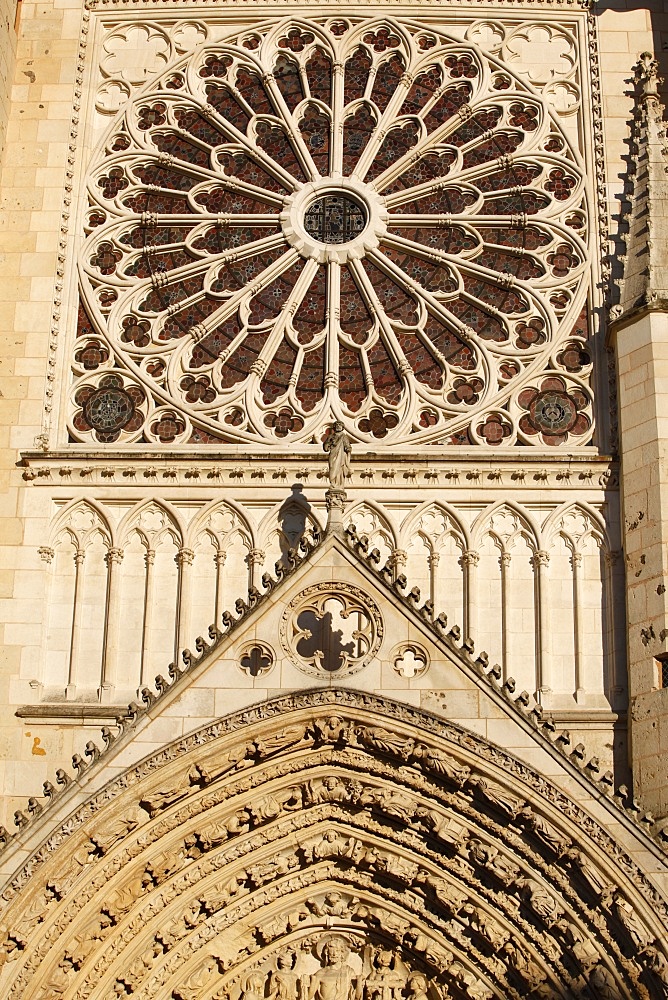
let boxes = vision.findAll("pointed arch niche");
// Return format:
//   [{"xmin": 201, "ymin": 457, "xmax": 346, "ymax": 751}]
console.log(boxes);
[{"xmin": 1, "ymin": 691, "xmax": 667, "ymax": 1000}]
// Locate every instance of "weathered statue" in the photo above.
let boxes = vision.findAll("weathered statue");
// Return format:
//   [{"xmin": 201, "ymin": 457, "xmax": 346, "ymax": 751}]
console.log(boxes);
[
  {"xmin": 324, "ymin": 421, "xmax": 352, "ymax": 489},
  {"xmin": 307, "ymin": 937, "xmax": 357, "ymax": 1000}
]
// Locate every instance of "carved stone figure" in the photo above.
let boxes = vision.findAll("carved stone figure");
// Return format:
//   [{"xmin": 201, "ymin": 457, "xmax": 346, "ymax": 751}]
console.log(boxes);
[
  {"xmin": 611, "ymin": 891, "xmax": 651, "ymax": 947},
  {"xmin": 358, "ymin": 727, "xmax": 415, "ymax": 759},
  {"xmin": 307, "ymin": 891, "xmax": 354, "ymax": 918},
  {"xmin": 502, "ymin": 938, "xmax": 547, "ymax": 985},
  {"xmin": 307, "ymin": 936, "xmax": 357, "ymax": 1000},
  {"xmin": 418, "ymin": 873, "xmax": 467, "ymax": 915},
  {"xmin": 308, "ymin": 776, "xmax": 351, "ymax": 805},
  {"xmin": 406, "ymin": 972, "xmax": 431, "ymax": 1000},
  {"xmin": 517, "ymin": 879, "xmax": 563, "ymax": 929},
  {"xmin": 467, "ymin": 838, "xmax": 519, "ymax": 882},
  {"xmin": 561, "ymin": 846, "xmax": 611, "ymax": 897},
  {"xmin": 589, "ymin": 965, "xmax": 619, "ymax": 999},
  {"xmin": 254, "ymin": 725, "xmax": 310, "ymax": 759},
  {"xmin": 88, "ymin": 813, "xmax": 140, "ymax": 855},
  {"xmin": 642, "ymin": 944, "xmax": 668, "ymax": 991},
  {"xmin": 410, "ymin": 744, "xmax": 471, "ymax": 786},
  {"xmin": 139, "ymin": 764, "xmax": 210, "ymax": 817},
  {"xmin": 362, "ymin": 947, "xmax": 405, "ymax": 999},
  {"xmin": 313, "ymin": 716, "xmax": 355, "ymax": 745},
  {"xmin": 555, "ymin": 919, "xmax": 598, "ymax": 970},
  {"xmin": 324, "ymin": 421, "xmax": 352, "ymax": 489},
  {"xmin": 516, "ymin": 804, "xmax": 571, "ymax": 855},
  {"xmin": 267, "ymin": 949, "xmax": 300, "ymax": 1000},
  {"xmin": 307, "ymin": 830, "xmax": 360, "ymax": 862},
  {"xmin": 461, "ymin": 904, "xmax": 509, "ymax": 949},
  {"xmin": 239, "ymin": 970, "xmax": 267, "ymax": 1000},
  {"xmin": 468, "ymin": 775, "xmax": 521, "ymax": 817}
]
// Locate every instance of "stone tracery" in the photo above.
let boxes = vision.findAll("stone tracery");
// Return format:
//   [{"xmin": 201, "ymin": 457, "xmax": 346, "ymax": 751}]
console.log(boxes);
[{"xmin": 72, "ymin": 15, "xmax": 593, "ymax": 448}]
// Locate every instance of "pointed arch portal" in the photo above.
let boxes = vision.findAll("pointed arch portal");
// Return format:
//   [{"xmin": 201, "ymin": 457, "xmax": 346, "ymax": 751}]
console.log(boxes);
[{"xmin": 2, "ymin": 691, "xmax": 668, "ymax": 999}]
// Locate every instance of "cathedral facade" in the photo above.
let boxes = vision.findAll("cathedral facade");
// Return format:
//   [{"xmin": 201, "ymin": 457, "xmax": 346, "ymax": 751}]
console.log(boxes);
[{"xmin": 1, "ymin": 0, "xmax": 668, "ymax": 996}]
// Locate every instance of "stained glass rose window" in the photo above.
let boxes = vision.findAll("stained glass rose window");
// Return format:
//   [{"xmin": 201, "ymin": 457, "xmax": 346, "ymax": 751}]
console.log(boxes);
[{"xmin": 73, "ymin": 17, "xmax": 593, "ymax": 447}]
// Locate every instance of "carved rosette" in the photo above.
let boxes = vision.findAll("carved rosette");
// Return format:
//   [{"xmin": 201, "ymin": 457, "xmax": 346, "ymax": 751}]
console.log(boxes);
[
  {"xmin": 280, "ymin": 583, "xmax": 383, "ymax": 675},
  {"xmin": 73, "ymin": 15, "xmax": 593, "ymax": 448}
]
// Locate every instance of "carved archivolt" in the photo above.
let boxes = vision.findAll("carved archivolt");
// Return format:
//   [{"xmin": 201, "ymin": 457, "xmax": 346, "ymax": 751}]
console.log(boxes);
[
  {"xmin": 1, "ymin": 692, "xmax": 667, "ymax": 999},
  {"xmin": 72, "ymin": 15, "xmax": 593, "ymax": 449}
]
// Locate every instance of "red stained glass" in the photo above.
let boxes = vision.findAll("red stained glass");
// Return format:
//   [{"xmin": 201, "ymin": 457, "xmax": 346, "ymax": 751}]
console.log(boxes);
[
  {"xmin": 478, "ymin": 191, "xmax": 550, "ymax": 216},
  {"xmin": 249, "ymin": 260, "xmax": 306, "ymax": 324},
  {"xmin": 151, "ymin": 131, "xmax": 210, "ymax": 168},
  {"xmin": 293, "ymin": 266, "xmax": 327, "ymax": 343},
  {"xmin": 362, "ymin": 260, "xmax": 418, "ymax": 325},
  {"xmin": 423, "ymin": 83, "xmax": 471, "ymax": 132},
  {"xmin": 299, "ymin": 105, "xmax": 330, "ymax": 176},
  {"xmin": 278, "ymin": 28, "xmax": 314, "ymax": 52},
  {"xmin": 295, "ymin": 349, "xmax": 325, "ymax": 410},
  {"xmin": 367, "ymin": 337, "xmax": 403, "ymax": 403},
  {"xmin": 481, "ymin": 226, "xmax": 551, "ymax": 251},
  {"xmin": 124, "ymin": 247, "xmax": 191, "ymax": 279},
  {"xmin": 393, "ymin": 226, "xmax": 478, "ymax": 256},
  {"xmin": 344, "ymin": 48, "xmax": 372, "ymax": 105},
  {"xmin": 191, "ymin": 314, "xmax": 241, "ymax": 368},
  {"xmin": 370, "ymin": 54, "xmax": 405, "ymax": 114},
  {"xmin": 138, "ymin": 274, "xmax": 203, "ymax": 315},
  {"xmin": 75, "ymin": 299, "xmax": 100, "ymax": 340},
  {"xmin": 123, "ymin": 191, "xmax": 191, "ymax": 215},
  {"xmin": 221, "ymin": 332, "xmax": 268, "ymax": 387},
  {"xmin": 449, "ymin": 107, "xmax": 502, "ymax": 147},
  {"xmin": 133, "ymin": 164, "xmax": 194, "ymax": 192},
  {"xmin": 188, "ymin": 426, "xmax": 230, "ymax": 443},
  {"xmin": 477, "ymin": 247, "xmax": 544, "ymax": 280},
  {"xmin": 261, "ymin": 336, "xmax": 299, "ymax": 402},
  {"xmin": 192, "ymin": 226, "xmax": 278, "ymax": 254},
  {"xmin": 363, "ymin": 28, "xmax": 400, "ymax": 52},
  {"xmin": 255, "ymin": 120, "xmax": 307, "ymax": 182},
  {"xmin": 304, "ymin": 49, "xmax": 332, "ymax": 111},
  {"xmin": 235, "ymin": 69, "xmax": 273, "ymax": 115},
  {"xmin": 274, "ymin": 55, "xmax": 305, "ymax": 112},
  {"xmin": 78, "ymin": 19, "xmax": 590, "ymax": 448},
  {"xmin": 382, "ymin": 150, "xmax": 456, "ymax": 194},
  {"xmin": 98, "ymin": 167, "xmax": 128, "ymax": 200},
  {"xmin": 463, "ymin": 274, "xmax": 528, "ymax": 315},
  {"xmin": 399, "ymin": 187, "xmax": 477, "ymax": 214},
  {"xmin": 423, "ymin": 314, "xmax": 476, "ymax": 369},
  {"xmin": 447, "ymin": 298, "xmax": 507, "ymax": 342},
  {"xmin": 159, "ymin": 295, "xmax": 222, "ymax": 342},
  {"xmin": 195, "ymin": 187, "xmax": 278, "ymax": 215},
  {"xmin": 199, "ymin": 54, "xmax": 232, "ymax": 79},
  {"xmin": 380, "ymin": 245, "xmax": 456, "ymax": 293},
  {"xmin": 175, "ymin": 108, "xmax": 226, "ymax": 147},
  {"xmin": 366, "ymin": 121, "xmax": 419, "ymax": 182},
  {"xmin": 395, "ymin": 331, "xmax": 443, "ymax": 389},
  {"xmin": 218, "ymin": 153, "xmax": 287, "ymax": 194},
  {"xmin": 205, "ymin": 86, "xmax": 251, "ymax": 133},
  {"xmin": 463, "ymin": 132, "xmax": 524, "ymax": 169},
  {"xmin": 473, "ymin": 163, "xmax": 541, "ymax": 192},
  {"xmin": 342, "ymin": 105, "xmax": 376, "ymax": 175},
  {"xmin": 212, "ymin": 246, "xmax": 286, "ymax": 293},
  {"xmin": 338, "ymin": 343, "xmax": 367, "ymax": 410},
  {"xmin": 340, "ymin": 266, "xmax": 373, "ymax": 343},
  {"xmin": 400, "ymin": 66, "xmax": 442, "ymax": 117}
]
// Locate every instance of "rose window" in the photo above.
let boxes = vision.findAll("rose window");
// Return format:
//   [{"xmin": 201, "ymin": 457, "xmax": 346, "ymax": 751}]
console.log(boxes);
[{"xmin": 73, "ymin": 17, "xmax": 593, "ymax": 447}]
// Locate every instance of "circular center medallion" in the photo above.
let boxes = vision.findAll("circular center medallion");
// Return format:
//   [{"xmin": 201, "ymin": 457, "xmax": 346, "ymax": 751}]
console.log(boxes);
[{"xmin": 303, "ymin": 194, "xmax": 368, "ymax": 245}]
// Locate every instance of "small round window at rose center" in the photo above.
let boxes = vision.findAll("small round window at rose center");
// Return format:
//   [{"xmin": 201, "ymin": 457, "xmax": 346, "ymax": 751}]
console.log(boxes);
[{"xmin": 304, "ymin": 195, "xmax": 368, "ymax": 245}]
